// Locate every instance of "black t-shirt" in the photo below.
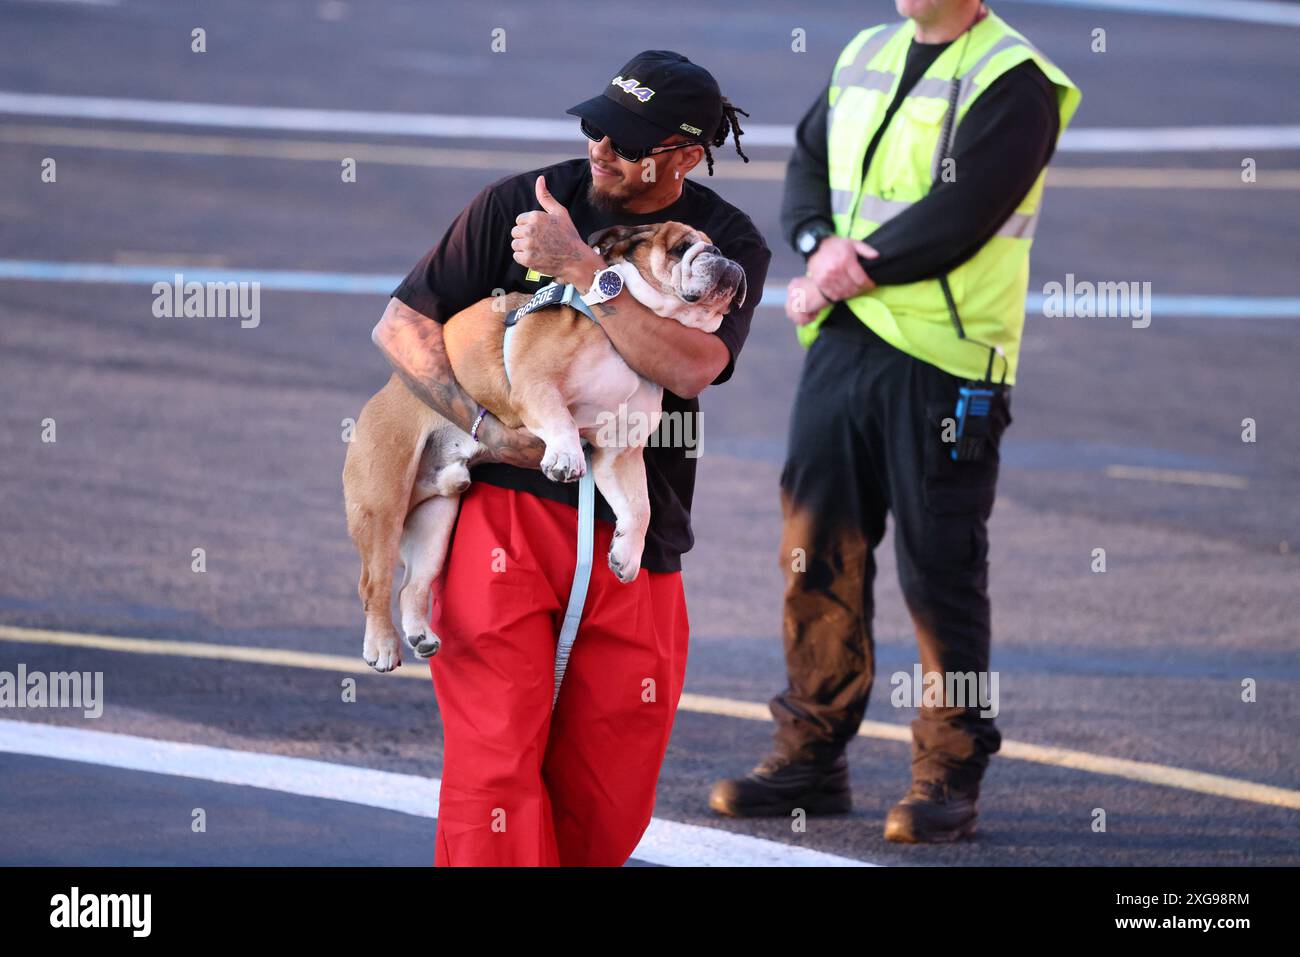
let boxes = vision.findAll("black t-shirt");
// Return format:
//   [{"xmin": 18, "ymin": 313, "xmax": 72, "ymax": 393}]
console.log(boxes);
[{"xmin": 391, "ymin": 157, "xmax": 772, "ymax": 573}]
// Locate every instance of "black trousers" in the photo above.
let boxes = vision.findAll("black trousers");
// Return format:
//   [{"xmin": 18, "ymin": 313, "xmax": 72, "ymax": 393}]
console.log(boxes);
[{"xmin": 769, "ymin": 308, "xmax": 1011, "ymax": 795}]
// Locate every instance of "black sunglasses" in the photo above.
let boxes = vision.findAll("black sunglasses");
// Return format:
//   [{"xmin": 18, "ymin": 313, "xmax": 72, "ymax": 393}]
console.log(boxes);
[{"xmin": 580, "ymin": 118, "xmax": 696, "ymax": 163}]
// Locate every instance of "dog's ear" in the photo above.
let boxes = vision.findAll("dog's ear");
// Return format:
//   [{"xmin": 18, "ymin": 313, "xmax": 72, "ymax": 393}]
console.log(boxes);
[
  {"xmin": 587, "ymin": 224, "xmax": 656, "ymax": 260},
  {"xmin": 731, "ymin": 267, "xmax": 748, "ymax": 310}
]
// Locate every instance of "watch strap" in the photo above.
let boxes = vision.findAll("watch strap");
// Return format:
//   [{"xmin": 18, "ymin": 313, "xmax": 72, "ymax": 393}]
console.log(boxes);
[{"xmin": 798, "ymin": 222, "xmax": 834, "ymax": 258}]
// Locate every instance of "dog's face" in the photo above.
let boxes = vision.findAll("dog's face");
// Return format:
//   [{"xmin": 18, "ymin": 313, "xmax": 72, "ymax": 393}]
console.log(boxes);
[{"xmin": 587, "ymin": 222, "xmax": 747, "ymax": 332}]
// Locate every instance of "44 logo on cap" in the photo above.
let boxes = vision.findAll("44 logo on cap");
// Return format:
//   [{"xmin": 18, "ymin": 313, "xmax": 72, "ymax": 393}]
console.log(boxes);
[{"xmin": 610, "ymin": 75, "xmax": 655, "ymax": 102}]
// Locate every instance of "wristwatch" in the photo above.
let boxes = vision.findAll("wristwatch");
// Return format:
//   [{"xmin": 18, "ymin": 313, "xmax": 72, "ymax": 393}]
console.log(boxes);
[
  {"xmin": 584, "ymin": 265, "xmax": 626, "ymax": 306},
  {"xmin": 796, "ymin": 223, "xmax": 834, "ymax": 258}
]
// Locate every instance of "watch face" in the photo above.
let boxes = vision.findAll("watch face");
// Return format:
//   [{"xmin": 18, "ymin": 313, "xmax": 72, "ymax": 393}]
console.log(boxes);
[{"xmin": 598, "ymin": 270, "xmax": 623, "ymax": 298}]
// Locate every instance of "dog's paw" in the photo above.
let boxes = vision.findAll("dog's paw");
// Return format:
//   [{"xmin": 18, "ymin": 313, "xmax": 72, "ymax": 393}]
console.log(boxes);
[
  {"xmin": 541, "ymin": 446, "xmax": 585, "ymax": 483},
  {"xmin": 434, "ymin": 462, "xmax": 471, "ymax": 497},
  {"xmin": 363, "ymin": 630, "xmax": 403, "ymax": 673},
  {"xmin": 405, "ymin": 628, "xmax": 442, "ymax": 659},
  {"xmin": 607, "ymin": 531, "xmax": 642, "ymax": 584}
]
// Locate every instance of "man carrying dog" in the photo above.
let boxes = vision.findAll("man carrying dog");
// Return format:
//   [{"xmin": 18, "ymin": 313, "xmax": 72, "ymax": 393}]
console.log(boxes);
[
  {"xmin": 710, "ymin": 0, "xmax": 1078, "ymax": 841},
  {"xmin": 373, "ymin": 50, "xmax": 770, "ymax": 866}
]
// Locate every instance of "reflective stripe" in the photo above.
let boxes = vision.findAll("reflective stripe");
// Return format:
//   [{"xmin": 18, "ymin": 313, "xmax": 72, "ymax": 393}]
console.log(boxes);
[
  {"xmin": 831, "ymin": 187, "xmax": 855, "ymax": 217},
  {"xmin": 927, "ymin": 37, "xmax": 1027, "ymax": 178},
  {"xmin": 837, "ymin": 69, "xmax": 954, "ymax": 100},
  {"xmin": 837, "ymin": 31, "xmax": 1028, "ymax": 113},
  {"xmin": 846, "ymin": 69, "xmax": 896, "ymax": 95},
  {"xmin": 843, "ymin": 192, "xmax": 1039, "ymax": 239},
  {"xmin": 850, "ymin": 193, "xmax": 912, "ymax": 224},
  {"xmin": 831, "ymin": 22, "xmax": 904, "ymax": 90},
  {"xmin": 904, "ymin": 75, "xmax": 958, "ymax": 101},
  {"xmin": 832, "ymin": 63, "xmax": 956, "ymax": 102},
  {"xmin": 957, "ymin": 35, "xmax": 1030, "ymax": 107},
  {"xmin": 995, "ymin": 207, "xmax": 1040, "ymax": 239}
]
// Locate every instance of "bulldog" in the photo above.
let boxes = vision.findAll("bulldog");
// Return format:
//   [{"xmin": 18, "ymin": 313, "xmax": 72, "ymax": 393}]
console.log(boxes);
[{"xmin": 343, "ymin": 221, "xmax": 747, "ymax": 672}]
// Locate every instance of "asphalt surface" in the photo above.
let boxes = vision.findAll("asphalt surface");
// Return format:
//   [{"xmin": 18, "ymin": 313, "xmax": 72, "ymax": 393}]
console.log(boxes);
[{"xmin": 0, "ymin": 0, "xmax": 1297, "ymax": 867}]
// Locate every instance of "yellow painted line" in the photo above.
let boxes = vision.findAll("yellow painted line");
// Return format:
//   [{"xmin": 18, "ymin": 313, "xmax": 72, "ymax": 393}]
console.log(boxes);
[
  {"xmin": 1046, "ymin": 166, "xmax": 1300, "ymax": 190},
  {"xmin": 112, "ymin": 250, "xmax": 229, "ymax": 268},
  {"xmin": 4, "ymin": 125, "xmax": 1300, "ymax": 189},
  {"xmin": 682, "ymin": 692, "xmax": 911, "ymax": 744},
  {"xmin": 0, "ymin": 124, "xmax": 583, "ymax": 176},
  {"xmin": 683, "ymin": 692, "xmax": 1300, "ymax": 810},
  {"xmin": 0, "ymin": 624, "xmax": 380, "ymax": 676},
  {"xmin": 1105, "ymin": 465, "xmax": 1250, "ymax": 489},
  {"xmin": 3, "ymin": 623, "xmax": 1297, "ymax": 810}
]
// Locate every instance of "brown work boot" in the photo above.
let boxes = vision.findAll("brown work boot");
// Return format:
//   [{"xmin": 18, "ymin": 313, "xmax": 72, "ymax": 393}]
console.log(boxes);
[
  {"xmin": 709, "ymin": 752, "xmax": 852, "ymax": 818},
  {"xmin": 883, "ymin": 779, "xmax": 978, "ymax": 843}
]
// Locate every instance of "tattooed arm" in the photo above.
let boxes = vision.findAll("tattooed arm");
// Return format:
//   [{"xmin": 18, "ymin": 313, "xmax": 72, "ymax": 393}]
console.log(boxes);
[
  {"xmin": 586, "ymin": 295, "xmax": 731, "ymax": 400},
  {"xmin": 371, "ymin": 297, "xmax": 545, "ymax": 469}
]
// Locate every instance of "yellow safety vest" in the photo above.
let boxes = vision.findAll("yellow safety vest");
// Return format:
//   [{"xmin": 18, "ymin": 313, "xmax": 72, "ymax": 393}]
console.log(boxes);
[{"xmin": 801, "ymin": 10, "xmax": 1081, "ymax": 385}]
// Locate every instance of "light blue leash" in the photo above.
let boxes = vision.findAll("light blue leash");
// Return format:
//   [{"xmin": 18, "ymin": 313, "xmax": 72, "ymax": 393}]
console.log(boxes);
[
  {"xmin": 499, "ymin": 282, "xmax": 599, "ymax": 710},
  {"xmin": 553, "ymin": 447, "xmax": 595, "ymax": 710}
]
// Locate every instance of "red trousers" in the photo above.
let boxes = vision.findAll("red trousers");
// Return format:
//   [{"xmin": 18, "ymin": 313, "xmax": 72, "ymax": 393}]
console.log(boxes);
[{"xmin": 427, "ymin": 480, "xmax": 690, "ymax": 866}]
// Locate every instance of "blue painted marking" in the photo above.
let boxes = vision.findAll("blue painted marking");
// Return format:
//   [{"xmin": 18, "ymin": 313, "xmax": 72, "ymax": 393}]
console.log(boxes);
[
  {"xmin": 2, "ymin": 261, "xmax": 1299, "ymax": 319},
  {"xmin": 1023, "ymin": 291, "xmax": 1300, "ymax": 319},
  {"xmin": 0, "ymin": 260, "xmax": 398, "ymax": 295}
]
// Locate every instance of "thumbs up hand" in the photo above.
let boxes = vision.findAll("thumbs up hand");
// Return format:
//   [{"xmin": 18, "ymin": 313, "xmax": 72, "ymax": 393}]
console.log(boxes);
[
  {"xmin": 533, "ymin": 175, "xmax": 566, "ymax": 218},
  {"xmin": 511, "ymin": 176, "xmax": 604, "ymax": 286}
]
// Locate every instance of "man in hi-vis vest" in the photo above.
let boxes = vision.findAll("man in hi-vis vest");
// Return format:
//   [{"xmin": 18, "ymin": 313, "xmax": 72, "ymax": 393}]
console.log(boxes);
[{"xmin": 711, "ymin": 1, "xmax": 1079, "ymax": 842}]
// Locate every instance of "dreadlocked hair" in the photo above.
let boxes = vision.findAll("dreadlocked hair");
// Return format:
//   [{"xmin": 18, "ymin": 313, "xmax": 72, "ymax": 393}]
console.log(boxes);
[{"xmin": 702, "ymin": 96, "xmax": 751, "ymax": 176}]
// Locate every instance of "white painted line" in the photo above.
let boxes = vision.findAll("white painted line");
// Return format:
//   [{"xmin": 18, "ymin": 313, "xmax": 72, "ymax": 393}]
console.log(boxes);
[
  {"xmin": 7, "ymin": 125, "xmax": 1300, "ymax": 188},
  {"xmin": 0, "ymin": 720, "xmax": 873, "ymax": 867},
  {"xmin": 1104, "ymin": 465, "xmax": 1250, "ymax": 489},
  {"xmin": 1023, "ymin": 292, "xmax": 1300, "ymax": 319},
  {"xmin": 2, "ymin": 92, "xmax": 1299, "ymax": 152},
  {"xmin": 1003, "ymin": 0, "xmax": 1300, "ymax": 28},
  {"xmin": 0, "ymin": 91, "xmax": 756, "ymax": 145},
  {"xmin": 1063, "ymin": 126, "xmax": 1300, "ymax": 152},
  {"xmin": 632, "ymin": 817, "xmax": 872, "ymax": 867},
  {"xmin": 0, "ymin": 718, "xmax": 440, "ymax": 816},
  {"xmin": 5, "ymin": 625, "xmax": 1300, "ymax": 811}
]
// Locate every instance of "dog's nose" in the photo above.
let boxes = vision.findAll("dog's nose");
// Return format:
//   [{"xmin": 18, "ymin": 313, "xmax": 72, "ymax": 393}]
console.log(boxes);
[{"xmin": 681, "ymin": 293, "xmax": 701, "ymax": 303}]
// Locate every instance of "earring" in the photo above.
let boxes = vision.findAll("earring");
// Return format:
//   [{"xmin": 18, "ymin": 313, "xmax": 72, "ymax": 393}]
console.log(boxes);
[{"xmin": 674, "ymin": 170, "xmax": 680, "ymax": 180}]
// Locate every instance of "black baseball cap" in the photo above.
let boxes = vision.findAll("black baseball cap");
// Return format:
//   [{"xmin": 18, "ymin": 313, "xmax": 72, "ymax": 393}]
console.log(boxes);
[{"xmin": 566, "ymin": 50, "xmax": 723, "ymax": 153}]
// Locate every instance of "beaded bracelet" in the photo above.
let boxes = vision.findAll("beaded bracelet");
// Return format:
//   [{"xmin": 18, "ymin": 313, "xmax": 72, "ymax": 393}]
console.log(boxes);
[{"xmin": 469, "ymin": 405, "xmax": 488, "ymax": 442}]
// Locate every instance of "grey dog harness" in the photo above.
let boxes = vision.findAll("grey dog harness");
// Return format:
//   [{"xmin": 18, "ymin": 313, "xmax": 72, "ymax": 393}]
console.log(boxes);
[
  {"xmin": 501, "ymin": 282, "xmax": 599, "ymax": 709},
  {"xmin": 502, "ymin": 281, "xmax": 599, "ymax": 386}
]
